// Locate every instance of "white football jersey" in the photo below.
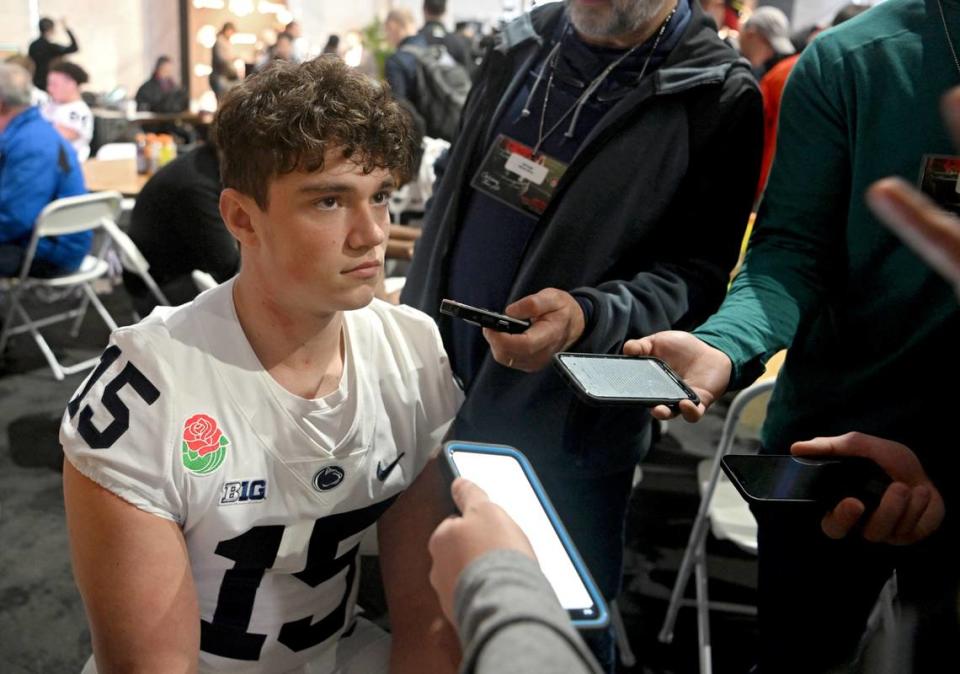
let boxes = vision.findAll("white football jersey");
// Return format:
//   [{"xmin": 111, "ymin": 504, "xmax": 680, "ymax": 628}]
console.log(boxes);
[
  {"xmin": 61, "ymin": 280, "xmax": 463, "ymax": 673},
  {"xmin": 42, "ymin": 99, "xmax": 93, "ymax": 161}
]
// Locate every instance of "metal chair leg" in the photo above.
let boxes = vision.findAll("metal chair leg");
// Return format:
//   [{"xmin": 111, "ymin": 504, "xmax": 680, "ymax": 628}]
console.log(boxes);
[
  {"xmin": 82, "ymin": 284, "xmax": 119, "ymax": 331},
  {"xmin": 14, "ymin": 301, "xmax": 66, "ymax": 380},
  {"xmin": 609, "ymin": 599, "xmax": 637, "ymax": 668},
  {"xmin": 69, "ymin": 291, "xmax": 91, "ymax": 337},
  {"xmin": 659, "ymin": 381, "xmax": 776, "ymax": 647},
  {"xmin": 0, "ymin": 288, "xmax": 23, "ymax": 354},
  {"xmin": 695, "ymin": 535, "xmax": 713, "ymax": 674}
]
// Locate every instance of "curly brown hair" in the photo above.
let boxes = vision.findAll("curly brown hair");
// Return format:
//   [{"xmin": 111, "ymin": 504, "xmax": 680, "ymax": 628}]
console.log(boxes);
[{"xmin": 211, "ymin": 56, "xmax": 417, "ymax": 209}]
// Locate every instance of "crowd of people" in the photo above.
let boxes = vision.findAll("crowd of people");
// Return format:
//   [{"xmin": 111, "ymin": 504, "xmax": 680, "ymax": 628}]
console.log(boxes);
[{"xmin": 1, "ymin": 0, "xmax": 959, "ymax": 672}]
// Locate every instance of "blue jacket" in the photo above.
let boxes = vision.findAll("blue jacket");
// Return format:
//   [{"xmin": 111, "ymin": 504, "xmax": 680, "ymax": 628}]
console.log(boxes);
[{"xmin": 0, "ymin": 106, "xmax": 89, "ymax": 272}]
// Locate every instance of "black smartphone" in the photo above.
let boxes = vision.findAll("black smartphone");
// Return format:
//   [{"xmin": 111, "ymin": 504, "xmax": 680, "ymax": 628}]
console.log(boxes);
[
  {"xmin": 720, "ymin": 455, "xmax": 892, "ymax": 510},
  {"xmin": 440, "ymin": 299, "xmax": 531, "ymax": 334},
  {"xmin": 553, "ymin": 353, "xmax": 700, "ymax": 407},
  {"xmin": 442, "ymin": 441, "xmax": 609, "ymax": 630}
]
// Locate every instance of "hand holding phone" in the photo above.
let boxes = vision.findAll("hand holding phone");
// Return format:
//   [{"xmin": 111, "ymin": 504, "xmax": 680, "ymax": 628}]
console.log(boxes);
[
  {"xmin": 622, "ymin": 331, "xmax": 732, "ymax": 421},
  {"xmin": 428, "ymin": 478, "xmax": 536, "ymax": 625},
  {"xmin": 441, "ymin": 442, "xmax": 609, "ymax": 629},
  {"xmin": 791, "ymin": 433, "xmax": 946, "ymax": 545},
  {"xmin": 553, "ymin": 353, "xmax": 700, "ymax": 407}
]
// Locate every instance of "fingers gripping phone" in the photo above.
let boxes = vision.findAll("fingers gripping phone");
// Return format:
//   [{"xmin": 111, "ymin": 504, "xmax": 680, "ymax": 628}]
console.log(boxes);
[
  {"xmin": 440, "ymin": 299, "xmax": 531, "ymax": 334},
  {"xmin": 442, "ymin": 441, "xmax": 609, "ymax": 630},
  {"xmin": 720, "ymin": 455, "xmax": 893, "ymax": 511},
  {"xmin": 553, "ymin": 353, "xmax": 701, "ymax": 407}
]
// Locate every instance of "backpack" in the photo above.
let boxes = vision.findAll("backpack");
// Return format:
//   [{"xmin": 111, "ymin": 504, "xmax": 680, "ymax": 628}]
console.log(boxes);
[{"xmin": 401, "ymin": 43, "xmax": 471, "ymax": 142}]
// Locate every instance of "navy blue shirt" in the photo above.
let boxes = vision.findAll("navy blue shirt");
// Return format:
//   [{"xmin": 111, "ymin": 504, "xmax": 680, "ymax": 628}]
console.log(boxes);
[{"xmin": 446, "ymin": 1, "xmax": 692, "ymax": 385}]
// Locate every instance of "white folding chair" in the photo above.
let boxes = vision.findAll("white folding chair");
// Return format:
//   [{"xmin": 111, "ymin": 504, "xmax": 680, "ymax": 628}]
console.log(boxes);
[
  {"xmin": 101, "ymin": 219, "xmax": 169, "ymax": 308},
  {"xmin": 658, "ymin": 367, "xmax": 781, "ymax": 674},
  {"xmin": 0, "ymin": 192, "xmax": 124, "ymax": 380},
  {"xmin": 658, "ymin": 352, "xmax": 897, "ymax": 674}
]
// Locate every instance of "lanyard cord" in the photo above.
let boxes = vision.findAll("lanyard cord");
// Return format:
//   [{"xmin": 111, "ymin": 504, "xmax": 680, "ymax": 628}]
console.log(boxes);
[
  {"xmin": 520, "ymin": 4, "xmax": 678, "ymax": 156},
  {"xmin": 938, "ymin": 0, "xmax": 960, "ymax": 79}
]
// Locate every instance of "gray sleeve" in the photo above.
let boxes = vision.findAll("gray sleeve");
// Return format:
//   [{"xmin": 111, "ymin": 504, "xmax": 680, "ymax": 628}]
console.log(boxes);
[{"xmin": 454, "ymin": 550, "xmax": 603, "ymax": 674}]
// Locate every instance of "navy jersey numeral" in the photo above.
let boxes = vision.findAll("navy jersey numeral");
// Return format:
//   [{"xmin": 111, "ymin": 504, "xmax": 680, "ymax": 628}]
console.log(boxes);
[
  {"xmin": 200, "ymin": 496, "xmax": 397, "ymax": 661},
  {"xmin": 67, "ymin": 345, "xmax": 161, "ymax": 449}
]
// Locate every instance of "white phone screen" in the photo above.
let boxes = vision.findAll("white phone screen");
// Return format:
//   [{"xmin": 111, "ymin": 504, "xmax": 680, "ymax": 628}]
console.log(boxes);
[
  {"xmin": 561, "ymin": 355, "xmax": 688, "ymax": 400},
  {"xmin": 450, "ymin": 451, "xmax": 595, "ymax": 611}
]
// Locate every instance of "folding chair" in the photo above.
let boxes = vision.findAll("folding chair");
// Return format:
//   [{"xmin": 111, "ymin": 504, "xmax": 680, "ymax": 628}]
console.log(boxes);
[
  {"xmin": 657, "ymin": 354, "xmax": 784, "ymax": 674},
  {"xmin": 0, "ymin": 192, "xmax": 124, "ymax": 380},
  {"xmin": 657, "ymin": 352, "xmax": 897, "ymax": 674},
  {"xmin": 101, "ymin": 219, "xmax": 169, "ymax": 309},
  {"xmin": 191, "ymin": 269, "xmax": 218, "ymax": 292}
]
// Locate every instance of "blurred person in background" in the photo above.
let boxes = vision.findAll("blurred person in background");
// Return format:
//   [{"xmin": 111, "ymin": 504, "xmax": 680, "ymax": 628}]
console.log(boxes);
[
  {"xmin": 738, "ymin": 5, "xmax": 795, "ymax": 78},
  {"xmin": 0, "ymin": 63, "xmax": 88, "ymax": 278},
  {"xmin": 755, "ymin": 3, "xmax": 871, "ymax": 200},
  {"xmin": 210, "ymin": 22, "xmax": 240, "ymax": 101},
  {"xmin": 43, "ymin": 61, "xmax": 93, "ymax": 162},
  {"xmin": 285, "ymin": 20, "xmax": 307, "ymax": 62},
  {"xmin": 122, "ymin": 143, "xmax": 238, "ymax": 317},
  {"xmin": 700, "ymin": 0, "xmax": 727, "ymax": 29},
  {"xmin": 323, "ymin": 34, "xmax": 341, "ymax": 56},
  {"xmin": 421, "ymin": 0, "xmax": 478, "ymax": 78},
  {"xmin": 271, "ymin": 32, "xmax": 296, "ymax": 64},
  {"xmin": 4, "ymin": 54, "xmax": 49, "ymax": 107},
  {"xmin": 28, "ymin": 16, "xmax": 79, "ymax": 92},
  {"xmin": 135, "ymin": 56, "xmax": 188, "ymax": 113},
  {"xmin": 384, "ymin": 9, "xmax": 426, "ymax": 111}
]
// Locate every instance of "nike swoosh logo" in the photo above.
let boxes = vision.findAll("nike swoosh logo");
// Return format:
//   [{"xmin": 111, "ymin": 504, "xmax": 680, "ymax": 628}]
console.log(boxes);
[{"xmin": 376, "ymin": 452, "xmax": 406, "ymax": 482}]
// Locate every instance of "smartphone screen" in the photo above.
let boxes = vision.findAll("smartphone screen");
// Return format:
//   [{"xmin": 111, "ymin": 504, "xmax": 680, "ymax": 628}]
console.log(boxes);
[
  {"xmin": 721, "ymin": 455, "xmax": 891, "ymax": 506},
  {"xmin": 556, "ymin": 354, "xmax": 695, "ymax": 403},
  {"xmin": 447, "ymin": 445, "xmax": 607, "ymax": 627}
]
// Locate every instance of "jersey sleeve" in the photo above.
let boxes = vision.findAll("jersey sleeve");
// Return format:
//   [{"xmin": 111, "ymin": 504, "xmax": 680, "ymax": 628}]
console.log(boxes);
[
  {"xmin": 60, "ymin": 326, "xmax": 184, "ymax": 523},
  {"xmin": 411, "ymin": 313, "xmax": 464, "ymax": 473}
]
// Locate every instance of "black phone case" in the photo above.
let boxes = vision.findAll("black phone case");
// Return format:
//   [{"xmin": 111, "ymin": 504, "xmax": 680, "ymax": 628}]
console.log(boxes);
[
  {"xmin": 721, "ymin": 455, "xmax": 892, "ymax": 511},
  {"xmin": 439, "ymin": 299, "xmax": 531, "ymax": 334},
  {"xmin": 552, "ymin": 353, "xmax": 701, "ymax": 407}
]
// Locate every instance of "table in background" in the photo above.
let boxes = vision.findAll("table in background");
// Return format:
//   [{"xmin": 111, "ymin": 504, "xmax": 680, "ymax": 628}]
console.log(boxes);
[{"xmin": 82, "ymin": 158, "xmax": 149, "ymax": 198}]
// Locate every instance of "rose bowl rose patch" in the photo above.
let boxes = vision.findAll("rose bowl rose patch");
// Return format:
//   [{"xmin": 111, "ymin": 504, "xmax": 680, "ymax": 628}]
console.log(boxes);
[{"xmin": 181, "ymin": 414, "xmax": 228, "ymax": 476}]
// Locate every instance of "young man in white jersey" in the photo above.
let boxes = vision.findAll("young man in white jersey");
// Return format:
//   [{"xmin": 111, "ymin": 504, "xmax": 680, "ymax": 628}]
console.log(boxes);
[
  {"xmin": 60, "ymin": 57, "xmax": 464, "ymax": 673},
  {"xmin": 43, "ymin": 61, "xmax": 93, "ymax": 162}
]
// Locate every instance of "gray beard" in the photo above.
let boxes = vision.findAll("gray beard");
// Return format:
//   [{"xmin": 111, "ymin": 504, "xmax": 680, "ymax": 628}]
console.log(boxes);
[{"xmin": 565, "ymin": 0, "xmax": 671, "ymax": 42}]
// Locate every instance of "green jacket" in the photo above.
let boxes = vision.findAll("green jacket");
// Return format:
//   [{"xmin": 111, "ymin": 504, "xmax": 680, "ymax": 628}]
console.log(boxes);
[{"xmin": 693, "ymin": 0, "xmax": 960, "ymax": 497}]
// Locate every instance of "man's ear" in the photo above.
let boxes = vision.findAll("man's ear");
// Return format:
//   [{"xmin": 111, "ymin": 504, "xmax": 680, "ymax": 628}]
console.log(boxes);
[{"xmin": 220, "ymin": 188, "xmax": 260, "ymax": 248}]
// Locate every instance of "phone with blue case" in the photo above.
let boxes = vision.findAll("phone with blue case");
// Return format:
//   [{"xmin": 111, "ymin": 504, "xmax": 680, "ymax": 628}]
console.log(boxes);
[{"xmin": 442, "ymin": 441, "xmax": 609, "ymax": 630}]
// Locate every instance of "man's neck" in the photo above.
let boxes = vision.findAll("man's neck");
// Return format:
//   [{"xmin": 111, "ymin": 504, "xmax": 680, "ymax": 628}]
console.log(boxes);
[
  {"xmin": 575, "ymin": 0, "xmax": 677, "ymax": 50},
  {"xmin": 0, "ymin": 106, "xmax": 29, "ymax": 134},
  {"xmin": 233, "ymin": 271, "xmax": 345, "ymax": 399}
]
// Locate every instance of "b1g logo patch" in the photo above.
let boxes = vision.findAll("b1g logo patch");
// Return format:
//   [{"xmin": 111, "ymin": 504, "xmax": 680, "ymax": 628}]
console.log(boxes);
[
  {"xmin": 220, "ymin": 479, "xmax": 267, "ymax": 505},
  {"xmin": 181, "ymin": 413, "xmax": 228, "ymax": 476}
]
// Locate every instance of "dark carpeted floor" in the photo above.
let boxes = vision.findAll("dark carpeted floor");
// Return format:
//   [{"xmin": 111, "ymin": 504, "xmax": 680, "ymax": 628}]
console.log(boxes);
[{"xmin": 0, "ymin": 285, "xmax": 757, "ymax": 673}]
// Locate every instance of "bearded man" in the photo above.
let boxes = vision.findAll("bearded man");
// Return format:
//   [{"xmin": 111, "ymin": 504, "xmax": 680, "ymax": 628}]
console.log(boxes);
[{"xmin": 402, "ymin": 1, "xmax": 761, "ymax": 666}]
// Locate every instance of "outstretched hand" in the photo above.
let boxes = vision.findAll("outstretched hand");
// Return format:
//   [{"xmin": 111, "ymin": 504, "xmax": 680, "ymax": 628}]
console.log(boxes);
[
  {"xmin": 623, "ymin": 331, "xmax": 732, "ymax": 421},
  {"xmin": 792, "ymin": 433, "xmax": 945, "ymax": 545},
  {"xmin": 483, "ymin": 288, "xmax": 585, "ymax": 373},
  {"xmin": 428, "ymin": 479, "xmax": 535, "ymax": 624}
]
